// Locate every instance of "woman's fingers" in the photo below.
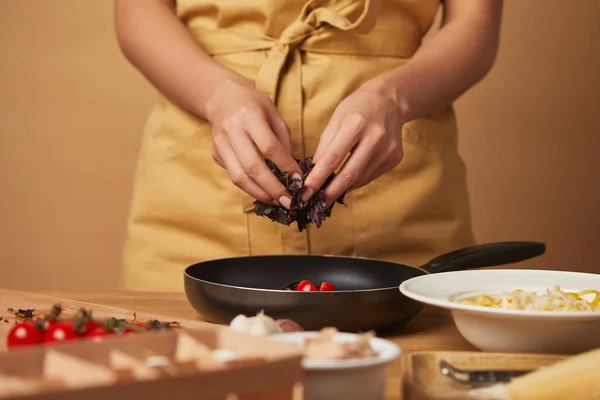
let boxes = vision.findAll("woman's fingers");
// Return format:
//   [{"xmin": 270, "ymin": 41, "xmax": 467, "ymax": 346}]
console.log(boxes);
[
  {"xmin": 322, "ymin": 125, "xmax": 387, "ymax": 205},
  {"xmin": 362, "ymin": 153, "xmax": 403, "ymax": 187},
  {"xmin": 301, "ymin": 113, "xmax": 366, "ymax": 202},
  {"xmin": 267, "ymin": 108, "xmax": 294, "ymax": 155},
  {"xmin": 247, "ymin": 111, "xmax": 303, "ymax": 178},
  {"xmin": 312, "ymin": 116, "xmax": 341, "ymax": 163},
  {"xmin": 216, "ymin": 138, "xmax": 274, "ymax": 204},
  {"xmin": 354, "ymin": 144, "xmax": 404, "ymax": 189},
  {"xmin": 211, "ymin": 145, "xmax": 225, "ymax": 168},
  {"xmin": 224, "ymin": 120, "xmax": 293, "ymax": 208}
]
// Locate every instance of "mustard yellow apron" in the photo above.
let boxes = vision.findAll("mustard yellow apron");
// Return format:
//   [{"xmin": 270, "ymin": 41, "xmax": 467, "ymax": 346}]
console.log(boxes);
[{"xmin": 119, "ymin": 0, "xmax": 476, "ymax": 292}]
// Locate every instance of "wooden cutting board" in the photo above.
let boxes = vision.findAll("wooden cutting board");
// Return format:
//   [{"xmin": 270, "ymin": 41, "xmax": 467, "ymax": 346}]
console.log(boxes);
[{"xmin": 0, "ymin": 288, "xmax": 216, "ymax": 351}]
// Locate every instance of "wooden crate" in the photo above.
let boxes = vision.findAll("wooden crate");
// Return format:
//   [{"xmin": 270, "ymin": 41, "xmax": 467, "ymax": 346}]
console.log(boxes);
[{"xmin": 0, "ymin": 325, "xmax": 304, "ymax": 399}]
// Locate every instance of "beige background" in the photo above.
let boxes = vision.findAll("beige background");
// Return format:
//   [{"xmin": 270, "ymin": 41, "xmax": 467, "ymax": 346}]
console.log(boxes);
[{"xmin": 1, "ymin": 1, "xmax": 599, "ymax": 292}]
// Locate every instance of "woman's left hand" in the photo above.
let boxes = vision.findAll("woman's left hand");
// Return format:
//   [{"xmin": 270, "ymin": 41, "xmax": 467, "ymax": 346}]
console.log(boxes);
[{"xmin": 301, "ymin": 81, "xmax": 405, "ymax": 206}]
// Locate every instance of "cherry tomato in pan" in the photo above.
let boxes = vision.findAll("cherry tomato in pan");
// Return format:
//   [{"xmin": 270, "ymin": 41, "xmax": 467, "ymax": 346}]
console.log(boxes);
[
  {"xmin": 317, "ymin": 282, "xmax": 336, "ymax": 291},
  {"xmin": 43, "ymin": 322, "xmax": 79, "ymax": 343},
  {"xmin": 7, "ymin": 322, "xmax": 44, "ymax": 349},
  {"xmin": 295, "ymin": 280, "xmax": 317, "ymax": 292}
]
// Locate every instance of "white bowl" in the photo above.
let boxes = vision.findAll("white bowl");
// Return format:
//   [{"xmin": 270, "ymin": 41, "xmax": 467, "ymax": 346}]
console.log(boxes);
[
  {"xmin": 399, "ymin": 269, "xmax": 600, "ymax": 354},
  {"xmin": 271, "ymin": 331, "xmax": 401, "ymax": 400}
]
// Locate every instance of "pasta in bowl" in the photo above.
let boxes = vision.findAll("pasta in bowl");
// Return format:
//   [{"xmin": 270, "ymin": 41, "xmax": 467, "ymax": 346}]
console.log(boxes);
[
  {"xmin": 456, "ymin": 285, "xmax": 600, "ymax": 312},
  {"xmin": 399, "ymin": 269, "xmax": 600, "ymax": 354}
]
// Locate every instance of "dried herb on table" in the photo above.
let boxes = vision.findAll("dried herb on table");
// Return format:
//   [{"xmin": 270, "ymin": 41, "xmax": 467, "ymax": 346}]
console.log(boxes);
[
  {"xmin": 15, "ymin": 309, "xmax": 35, "ymax": 319},
  {"xmin": 253, "ymin": 157, "xmax": 348, "ymax": 232}
]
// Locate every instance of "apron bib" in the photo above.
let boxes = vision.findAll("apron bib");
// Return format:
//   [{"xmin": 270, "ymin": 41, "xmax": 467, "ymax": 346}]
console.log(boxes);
[{"xmin": 120, "ymin": 0, "xmax": 476, "ymax": 292}]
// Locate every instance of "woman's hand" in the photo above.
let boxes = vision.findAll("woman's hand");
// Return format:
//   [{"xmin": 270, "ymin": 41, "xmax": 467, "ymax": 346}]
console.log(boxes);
[
  {"xmin": 299, "ymin": 0, "xmax": 503, "ymax": 207},
  {"xmin": 114, "ymin": 0, "xmax": 302, "ymax": 208},
  {"xmin": 301, "ymin": 82, "xmax": 405, "ymax": 206},
  {"xmin": 206, "ymin": 78, "xmax": 303, "ymax": 209}
]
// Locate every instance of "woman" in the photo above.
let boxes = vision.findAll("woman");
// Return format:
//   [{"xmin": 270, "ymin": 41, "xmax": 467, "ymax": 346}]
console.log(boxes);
[{"xmin": 115, "ymin": 0, "xmax": 503, "ymax": 292}]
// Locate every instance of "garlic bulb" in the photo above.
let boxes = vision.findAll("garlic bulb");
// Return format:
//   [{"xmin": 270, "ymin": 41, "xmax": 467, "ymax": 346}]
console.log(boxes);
[
  {"xmin": 229, "ymin": 314, "xmax": 249, "ymax": 332},
  {"xmin": 228, "ymin": 311, "xmax": 283, "ymax": 336}
]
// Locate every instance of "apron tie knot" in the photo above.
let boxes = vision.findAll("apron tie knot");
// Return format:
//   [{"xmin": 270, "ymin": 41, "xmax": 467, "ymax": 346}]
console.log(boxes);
[{"xmin": 278, "ymin": 20, "xmax": 316, "ymax": 48}]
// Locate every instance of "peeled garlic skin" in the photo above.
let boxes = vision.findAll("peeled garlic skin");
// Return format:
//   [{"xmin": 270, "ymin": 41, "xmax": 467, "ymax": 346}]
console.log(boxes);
[{"xmin": 277, "ymin": 319, "xmax": 304, "ymax": 332}]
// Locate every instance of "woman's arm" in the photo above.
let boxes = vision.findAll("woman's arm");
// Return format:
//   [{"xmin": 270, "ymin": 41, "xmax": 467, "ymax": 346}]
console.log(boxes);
[
  {"xmin": 114, "ymin": 0, "xmax": 249, "ymax": 120},
  {"xmin": 302, "ymin": 0, "xmax": 503, "ymax": 204},
  {"xmin": 114, "ymin": 0, "xmax": 303, "ymax": 207},
  {"xmin": 368, "ymin": 0, "xmax": 504, "ymax": 121}
]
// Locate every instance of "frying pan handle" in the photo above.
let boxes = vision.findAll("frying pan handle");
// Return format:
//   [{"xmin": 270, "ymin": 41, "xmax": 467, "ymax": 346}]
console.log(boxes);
[{"xmin": 420, "ymin": 241, "xmax": 546, "ymax": 274}]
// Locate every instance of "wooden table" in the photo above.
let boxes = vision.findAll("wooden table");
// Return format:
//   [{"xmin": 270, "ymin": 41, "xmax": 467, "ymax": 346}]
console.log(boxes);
[{"xmin": 36, "ymin": 291, "xmax": 477, "ymax": 400}]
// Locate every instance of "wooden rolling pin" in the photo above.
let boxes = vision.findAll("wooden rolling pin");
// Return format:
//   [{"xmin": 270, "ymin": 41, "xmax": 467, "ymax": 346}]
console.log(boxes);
[{"xmin": 469, "ymin": 347, "xmax": 600, "ymax": 400}]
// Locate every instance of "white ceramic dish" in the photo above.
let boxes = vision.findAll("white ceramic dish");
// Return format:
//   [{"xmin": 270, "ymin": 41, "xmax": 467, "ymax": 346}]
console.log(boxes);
[
  {"xmin": 399, "ymin": 269, "xmax": 600, "ymax": 354},
  {"xmin": 271, "ymin": 331, "xmax": 401, "ymax": 400}
]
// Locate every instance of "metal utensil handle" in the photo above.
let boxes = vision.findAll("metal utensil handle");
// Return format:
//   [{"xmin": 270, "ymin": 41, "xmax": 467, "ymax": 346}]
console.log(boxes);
[
  {"xmin": 467, "ymin": 370, "xmax": 531, "ymax": 385},
  {"xmin": 440, "ymin": 359, "xmax": 533, "ymax": 386}
]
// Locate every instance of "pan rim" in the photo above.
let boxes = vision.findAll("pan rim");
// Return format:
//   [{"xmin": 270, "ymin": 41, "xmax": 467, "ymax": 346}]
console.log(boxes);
[{"xmin": 184, "ymin": 254, "xmax": 426, "ymax": 294}]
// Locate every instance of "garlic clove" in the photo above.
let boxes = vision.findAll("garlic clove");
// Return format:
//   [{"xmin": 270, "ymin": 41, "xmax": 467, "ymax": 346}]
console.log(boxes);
[{"xmin": 229, "ymin": 314, "xmax": 249, "ymax": 332}]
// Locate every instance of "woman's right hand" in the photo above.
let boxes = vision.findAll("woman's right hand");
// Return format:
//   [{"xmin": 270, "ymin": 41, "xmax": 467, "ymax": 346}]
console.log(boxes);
[
  {"xmin": 114, "ymin": 1, "xmax": 300, "ymax": 207},
  {"xmin": 205, "ymin": 78, "xmax": 303, "ymax": 209}
]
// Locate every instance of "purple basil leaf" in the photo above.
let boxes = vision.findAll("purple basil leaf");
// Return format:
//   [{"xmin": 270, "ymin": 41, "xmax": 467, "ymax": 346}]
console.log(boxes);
[
  {"xmin": 252, "ymin": 157, "xmax": 349, "ymax": 231},
  {"xmin": 289, "ymin": 177, "xmax": 303, "ymax": 193}
]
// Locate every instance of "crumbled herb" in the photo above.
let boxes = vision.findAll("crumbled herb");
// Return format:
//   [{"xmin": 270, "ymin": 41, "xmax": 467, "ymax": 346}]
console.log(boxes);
[
  {"xmin": 147, "ymin": 319, "xmax": 173, "ymax": 330},
  {"xmin": 72, "ymin": 308, "xmax": 94, "ymax": 334},
  {"xmin": 104, "ymin": 317, "xmax": 130, "ymax": 333},
  {"xmin": 281, "ymin": 281, "xmax": 300, "ymax": 290},
  {"xmin": 253, "ymin": 157, "xmax": 347, "ymax": 232},
  {"xmin": 131, "ymin": 312, "xmax": 137, "ymax": 324},
  {"xmin": 15, "ymin": 309, "xmax": 34, "ymax": 319},
  {"xmin": 49, "ymin": 304, "xmax": 62, "ymax": 318}
]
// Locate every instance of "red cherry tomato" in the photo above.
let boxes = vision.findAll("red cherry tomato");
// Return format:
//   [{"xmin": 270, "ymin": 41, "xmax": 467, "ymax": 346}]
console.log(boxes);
[
  {"xmin": 34, "ymin": 317, "xmax": 56, "ymax": 331},
  {"xmin": 83, "ymin": 321, "xmax": 103, "ymax": 336},
  {"xmin": 296, "ymin": 280, "xmax": 317, "ymax": 292},
  {"xmin": 7, "ymin": 322, "xmax": 44, "ymax": 349},
  {"xmin": 43, "ymin": 322, "xmax": 79, "ymax": 343},
  {"xmin": 317, "ymin": 282, "xmax": 336, "ymax": 291},
  {"xmin": 86, "ymin": 327, "xmax": 113, "ymax": 341}
]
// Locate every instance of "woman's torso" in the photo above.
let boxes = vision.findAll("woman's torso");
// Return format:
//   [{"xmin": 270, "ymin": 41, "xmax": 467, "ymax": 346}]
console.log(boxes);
[{"xmin": 120, "ymin": 0, "xmax": 476, "ymax": 292}]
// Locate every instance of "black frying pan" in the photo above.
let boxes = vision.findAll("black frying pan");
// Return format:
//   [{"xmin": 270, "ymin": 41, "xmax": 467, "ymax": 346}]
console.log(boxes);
[{"xmin": 184, "ymin": 241, "xmax": 545, "ymax": 334}]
